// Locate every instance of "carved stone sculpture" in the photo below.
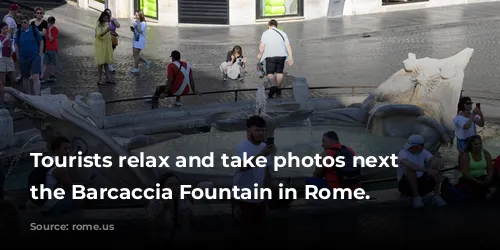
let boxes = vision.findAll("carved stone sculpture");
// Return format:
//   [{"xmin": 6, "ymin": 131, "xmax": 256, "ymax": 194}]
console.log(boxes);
[
  {"xmin": 318, "ymin": 48, "xmax": 474, "ymax": 153},
  {"xmin": 363, "ymin": 48, "xmax": 474, "ymax": 151},
  {"xmin": 4, "ymin": 87, "xmax": 157, "ymax": 206}
]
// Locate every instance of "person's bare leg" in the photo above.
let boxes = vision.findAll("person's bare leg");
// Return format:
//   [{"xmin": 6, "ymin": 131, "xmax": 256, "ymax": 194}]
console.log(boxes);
[
  {"xmin": 133, "ymin": 48, "xmax": 140, "ymax": 68},
  {"xmin": 103, "ymin": 64, "xmax": 112, "ymax": 82},
  {"xmin": 22, "ymin": 77, "xmax": 30, "ymax": 95},
  {"xmin": 7, "ymin": 72, "xmax": 15, "ymax": 88},
  {"xmin": 97, "ymin": 65, "xmax": 103, "ymax": 83},
  {"xmin": 429, "ymin": 160, "xmax": 443, "ymax": 195},
  {"xmin": 266, "ymin": 74, "xmax": 277, "ymax": 87},
  {"xmin": 403, "ymin": 169, "xmax": 419, "ymax": 197},
  {"xmin": 32, "ymin": 74, "xmax": 41, "ymax": 95},
  {"xmin": 41, "ymin": 56, "xmax": 46, "ymax": 79},
  {"xmin": 275, "ymin": 73, "xmax": 284, "ymax": 89}
]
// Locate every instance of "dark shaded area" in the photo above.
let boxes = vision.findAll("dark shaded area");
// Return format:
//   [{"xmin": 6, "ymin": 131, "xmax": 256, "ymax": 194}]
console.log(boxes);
[{"xmin": 15, "ymin": 202, "xmax": 500, "ymax": 247}]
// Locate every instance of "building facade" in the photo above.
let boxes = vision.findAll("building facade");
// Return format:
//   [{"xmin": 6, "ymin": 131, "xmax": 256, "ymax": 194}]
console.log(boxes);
[{"xmin": 73, "ymin": 0, "xmax": 500, "ymax": 26}]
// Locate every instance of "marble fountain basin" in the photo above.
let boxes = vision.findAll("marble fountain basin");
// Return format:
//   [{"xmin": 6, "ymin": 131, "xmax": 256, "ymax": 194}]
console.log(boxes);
[
  {"xmin": 135, "ymin": 124, "xmax": 409, "ymax": 189},
  {"xmin": 204, "ymin": 103, "xmax": 315, "ymax": 132}
]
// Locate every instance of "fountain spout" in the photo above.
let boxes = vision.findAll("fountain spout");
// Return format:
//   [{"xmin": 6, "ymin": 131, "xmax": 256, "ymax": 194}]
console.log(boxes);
[{"xmin": 256, "ymin": 84, "xmax": 267, "ymax": 117}]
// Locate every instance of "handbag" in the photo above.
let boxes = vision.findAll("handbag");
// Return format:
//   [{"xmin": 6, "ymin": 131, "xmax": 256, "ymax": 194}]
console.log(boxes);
[
  {"xmin": 256, "ymin": 62, "xmax": 265, "ymax": 78},
  {"xmin": 111, "ymin": 32, "xmax": 118, "ymax": 46}
]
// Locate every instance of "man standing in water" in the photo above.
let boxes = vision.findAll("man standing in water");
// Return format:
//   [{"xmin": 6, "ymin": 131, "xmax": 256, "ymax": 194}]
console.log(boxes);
[
  {"xmin": 233, "ymin": 115, "xmax": 275, "ymax": 240},
  {"xmin": 257, "ymin": 19, "xmax": 294, "ymax": 99}
]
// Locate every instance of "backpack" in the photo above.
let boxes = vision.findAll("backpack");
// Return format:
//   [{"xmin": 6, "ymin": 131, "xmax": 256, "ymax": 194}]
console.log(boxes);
[
  {"xmin": 16, "ymin": 24, "xmax": 40, "ymax": 48},
  {"xmin": 440, "ymin": 177, "xmax": 467, "ymax": 204},
  {"xmin": 330, "ymin": 146, "xmax": 361, "ymax": 186},
  {"xmin": 28, "ymin": 166, "xmax": 54, "ymax": 206}
]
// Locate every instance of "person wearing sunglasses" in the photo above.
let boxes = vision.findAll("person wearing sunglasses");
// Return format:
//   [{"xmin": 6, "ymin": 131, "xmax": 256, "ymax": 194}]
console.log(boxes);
[
  {"xmin": 30, "ymin": 7, "xmax": 47, "ymax": 82},
  {"xmin": 453, "ymin": 96, "xmax": 484, "ymax": 153}
]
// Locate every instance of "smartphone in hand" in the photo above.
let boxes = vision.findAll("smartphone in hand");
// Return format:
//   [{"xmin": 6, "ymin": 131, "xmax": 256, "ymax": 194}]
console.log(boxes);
[
  {"xmin": 266, "ymin": 137, "xmax": 274, "ymax": 146},
  {"xmin": 129, "ymin": 26, "xmax": 135, "ymax": 32}
]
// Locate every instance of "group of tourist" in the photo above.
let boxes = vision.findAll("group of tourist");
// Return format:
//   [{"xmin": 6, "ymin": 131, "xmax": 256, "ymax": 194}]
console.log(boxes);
[
  {"xmin": 94, "ymin": 9, "xmax": 151, "ymax": 85},
  {"xmin": 218, "ymin": 19, "xmax": 294, "ymax": 99},
  {"xmin": 0, "ymin": 4, "xmax": 59, "ymax": 108},
  {"xmin": 394, "ymin": 96, "xmax": 499, "ymax": 208}
]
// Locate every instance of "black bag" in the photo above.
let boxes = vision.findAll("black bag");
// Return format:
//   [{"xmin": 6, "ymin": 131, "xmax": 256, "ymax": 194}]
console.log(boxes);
[
  {"xmin": 332, "ymin": 146, "xmax": 361, "ymax": 186},
  {"xmin": 28, "ymin": 166, "xmax": 54, "ymax": 206}
]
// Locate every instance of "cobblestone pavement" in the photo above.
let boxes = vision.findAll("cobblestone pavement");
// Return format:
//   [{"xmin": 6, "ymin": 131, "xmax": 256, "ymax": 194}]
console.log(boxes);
[{"xmin": 4, "ymin": 1, "xmax": 500, "ymax": 116}]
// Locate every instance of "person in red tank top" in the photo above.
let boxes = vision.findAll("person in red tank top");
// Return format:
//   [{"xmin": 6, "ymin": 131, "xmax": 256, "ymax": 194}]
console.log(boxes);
[
  {"xmin": 159, "ymin": 50, "xmax": 200, "ymax": 107},
  {"xmin": 313, "ymin": 131, "xmax": 361, "ymax": 190}
]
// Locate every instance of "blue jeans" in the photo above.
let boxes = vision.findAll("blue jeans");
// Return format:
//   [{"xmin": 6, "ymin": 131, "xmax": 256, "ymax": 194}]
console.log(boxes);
[
  {"xmin": 42, "ymin": 189, "xmax": 76, "ymax": 216},
  {"xmin": 0, "ymin": 167, "xmax": 5, "ymax": 200},
  {"xmin": 457, "ymin": 138, "xmax": 468, "ymax": 153}
]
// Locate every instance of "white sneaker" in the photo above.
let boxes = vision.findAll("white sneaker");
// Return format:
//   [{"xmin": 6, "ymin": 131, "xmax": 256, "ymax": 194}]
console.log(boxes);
[
  {"xmin": 131, "ymin": 68, "xmax": 140, "ymax": 74},
  {"xmin": 432, "ymin": 195, "xmax": 447, "ymax": 206},
  {"xmin": 109, "ymin": 64, "xmax": 115, "ymax": 72},
  {"xmin": 145, "ymin": 61, "xmax": 151, "ymax": 69},
  {"xmin": 413, "ymin": 196, "xmax": 424, "ymax": 209}
]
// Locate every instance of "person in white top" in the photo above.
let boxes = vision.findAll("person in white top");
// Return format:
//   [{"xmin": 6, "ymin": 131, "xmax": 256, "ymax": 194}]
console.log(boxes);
[
  {"xmin": 453, "ymin": 96, "xmax": 484, "ymax": 153},
  {"xmin": 397, "ymin": 135, "xmax": 447, "ymax": 209},
  {"xmin": 130, "ymin": 10, "xmax": 151, "ymax": 73},
  {"xmin": 257, "ymin": 19, "xmax": 294, "ymax": 99},
  {"xmin": 3, "ymin": 4, "xmax": 19, "ymax": 40},
  {"xmin": 233, "ymin": 115, "xmax": 275, "ymax": 235}
]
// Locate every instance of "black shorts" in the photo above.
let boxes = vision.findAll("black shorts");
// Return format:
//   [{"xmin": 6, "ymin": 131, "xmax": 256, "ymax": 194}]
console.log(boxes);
[
  {"xmin": 265, "ymin": 56, "xmax": 286, "ymax": 75},
  {"xmin": 398, "ymin": 173, "xmax": 435, "ymax": 197}
]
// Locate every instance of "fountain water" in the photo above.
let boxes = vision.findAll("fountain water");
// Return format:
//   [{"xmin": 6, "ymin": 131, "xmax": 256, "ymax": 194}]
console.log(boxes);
[
  {"xmin": 255, "ymin": 85, "xmax": 267, "ymax": 117},
  {"xmin": 137, "ymin": 79, "xmax": 407, "ymax": 187}
]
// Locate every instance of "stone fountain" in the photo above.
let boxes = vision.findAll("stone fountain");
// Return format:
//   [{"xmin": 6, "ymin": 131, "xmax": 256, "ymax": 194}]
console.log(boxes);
[
  {"xmin": 3, "ymin": 47, "xmax": 500, "ymax": 204},
  {"xmin": 204, "ymin": 82, "xmax": 314, "ymax": 137}
]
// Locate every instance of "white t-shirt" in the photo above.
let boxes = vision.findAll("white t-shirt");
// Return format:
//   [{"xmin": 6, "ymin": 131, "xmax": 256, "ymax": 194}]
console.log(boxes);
[
  {"xmin": 397, "ymin": 148, "xmax": 433, "ymax": 181},
  {"xmin": 133, "ymin": 21, "xmax": 146, "ymax": 49},
  {"xmin": 260, "ymin": 28, "xmax": 289, "ymax": 61},
  {"xmin": 3, "ymin": 15, "xmax": 17, "ymax": 39},
  {"xmin": 233, "ymin": 138, "xmax": 272, "ymax": 203},
  {"xmin": 453, "ymin": 113, "xmax": 481, "ymax": 139}
]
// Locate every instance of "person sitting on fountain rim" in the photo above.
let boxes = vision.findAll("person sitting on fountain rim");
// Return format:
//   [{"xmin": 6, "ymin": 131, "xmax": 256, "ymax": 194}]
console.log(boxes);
[
  {"xmin": 454, "ymin": 96, "xmax": 484, "ymax": 153},
  {"xmin": 313, "ymin": 131, "xmax": 361, "ymax": 190},
  {"xmin": 458, "ymin": 135, "xmax": 498, "ymax": 200},
  {"xmin": 151, "ymin": 50, "xmax": 200, "ymax": 109},
  {"xmin": 397, "ymin": 135, "xmax": 447, "ymax": 208}
]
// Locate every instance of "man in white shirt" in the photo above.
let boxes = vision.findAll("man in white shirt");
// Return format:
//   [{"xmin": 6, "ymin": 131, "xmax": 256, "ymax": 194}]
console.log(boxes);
[
  {"xmin": 233, "ymin": 115, "xmax": 275, "ymax": 235},
  {"xmin": 3, "ymin": 4, "xmax": 19, "ymax": 39},
  {"xmin": 397, "ymin": 135, "xmax": 447, "ymax": 208},
  {"xmin": 257, "ymin": 19, "xmax": 294, "ymax": 99}
]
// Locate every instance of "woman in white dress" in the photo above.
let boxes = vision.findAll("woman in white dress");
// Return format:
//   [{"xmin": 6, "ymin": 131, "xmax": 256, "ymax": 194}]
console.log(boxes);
[{"xmin": 130, "ymin": 10, "xmax": 150, "ymax": 73}]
